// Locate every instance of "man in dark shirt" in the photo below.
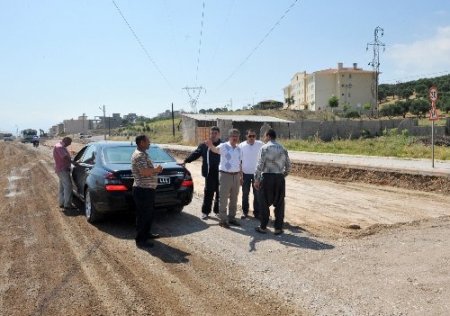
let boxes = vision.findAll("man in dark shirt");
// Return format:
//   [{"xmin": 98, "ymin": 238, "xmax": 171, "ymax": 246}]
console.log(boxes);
[{"xmin": 182, "ymin": 126, "xmax": 222, "ymax": 220}]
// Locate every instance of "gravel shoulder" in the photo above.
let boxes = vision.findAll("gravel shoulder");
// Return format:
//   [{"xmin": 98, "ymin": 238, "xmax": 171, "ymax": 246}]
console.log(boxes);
[{"xmin": 1, "ymin": 141, "xmax": 450, "ymax": 315}]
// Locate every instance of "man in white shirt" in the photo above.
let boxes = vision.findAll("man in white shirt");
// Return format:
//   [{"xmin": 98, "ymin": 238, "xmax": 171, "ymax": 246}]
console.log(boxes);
[
  {"xmin": 239, "ymin": 129, "xmax": 263, "ymax": 219},
  {"xmin": 206, "ymin": 128, "xmax": 242, "ymax": 228}
]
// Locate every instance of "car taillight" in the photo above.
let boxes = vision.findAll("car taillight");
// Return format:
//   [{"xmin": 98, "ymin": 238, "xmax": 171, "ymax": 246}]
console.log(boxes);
[
  {"xmin": 181, "ymin": 180, "xmax": 193, "ymax": 187},
  {"xmin": 105, "ymin": 184, "xmax": 128, "ymax": 191},
  {"xmin": 104, "ymin": 172, "xmax": 128, "ymax": 191},
  {"xmin": 181, "ymin": 171, "xmax": 193, "ymax": 187}
]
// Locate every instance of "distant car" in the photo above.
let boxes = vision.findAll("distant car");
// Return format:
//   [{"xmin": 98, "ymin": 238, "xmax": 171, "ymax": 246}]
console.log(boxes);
[
  {"xmin": 71, "ymin": 141, "xmax": 194, "ymax": 223},
  {"xmin": 79, "ymin": 133, "xmax": 92, "ymax": 139},
  {"xmin": 3, "ymin": 133, "xmax": 14, "ymax": 141}
]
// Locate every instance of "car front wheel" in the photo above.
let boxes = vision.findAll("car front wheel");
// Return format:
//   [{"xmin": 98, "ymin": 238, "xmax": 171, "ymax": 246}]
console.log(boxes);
[{"xmin": 85, "ymin": 189, "xmax": 102, "ymax": 223}]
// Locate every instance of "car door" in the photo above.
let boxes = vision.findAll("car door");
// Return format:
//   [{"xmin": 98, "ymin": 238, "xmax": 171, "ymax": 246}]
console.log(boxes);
[{"xmin": 72, "ymin": 145, "xmax": 96, "ymax": 197}]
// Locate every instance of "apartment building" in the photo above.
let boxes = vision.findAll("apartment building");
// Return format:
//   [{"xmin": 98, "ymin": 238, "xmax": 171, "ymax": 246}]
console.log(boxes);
[{"xmin": 284, "ymin": 63, "xmax": 376, "ymax": 111}]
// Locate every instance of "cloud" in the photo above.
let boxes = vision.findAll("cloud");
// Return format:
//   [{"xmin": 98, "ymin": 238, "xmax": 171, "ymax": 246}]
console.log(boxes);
[{"xmin": 386, "ymin": 26, "xmax": 450, "ymax": 81}]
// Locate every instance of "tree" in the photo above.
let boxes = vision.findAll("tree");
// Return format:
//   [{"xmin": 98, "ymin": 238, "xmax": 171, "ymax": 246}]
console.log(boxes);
[
  {"xmin": 363, "ymin": 102, "xmax": 372, "ymax": 111},
  {"xmin": 285, "ymin": 96, "xmax": 295, "ymax": 109},
  {"xmin": 437, "ymin": 96, "xmax": 450, "ymax": 113},
  {"xmin": 199, "ymin": 109, "xmax": 206, "ymax": 114},
  {"xmin": 414, "ymin": 84, "xmax": 428, "ymax": 98},
  {"xmin": 400, "ymin": 87, "xmax": 414, "ymax": 100},
  {"xmin": 409, "ymin": 99, "xmax": 430, "ymax": 118},
  {"xmin": 378, "ymin": 89, "xmax": 386, "ymax": 102},
  {"xmin": 396, "ymin": 100, "xmax": 410, "ymax": 118},
  {"xmin": 328, "ymin": 96, "xmax": 339, "ymax": 112}
]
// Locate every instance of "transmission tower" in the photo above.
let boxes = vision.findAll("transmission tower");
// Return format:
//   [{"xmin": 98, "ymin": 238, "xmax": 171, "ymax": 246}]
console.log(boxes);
[
  {"xmin": 182, "ymin": 86, "xmax": 205, "ymax": 113},
  {"xmin": 366, "ymin": 26, "xmax": 385, "ymax": 115}
]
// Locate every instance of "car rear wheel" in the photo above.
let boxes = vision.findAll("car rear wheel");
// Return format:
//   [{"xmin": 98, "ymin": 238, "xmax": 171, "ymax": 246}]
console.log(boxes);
[{"xmin": 85, "ymin": 189, "xmax": 102, "ymax": 223}]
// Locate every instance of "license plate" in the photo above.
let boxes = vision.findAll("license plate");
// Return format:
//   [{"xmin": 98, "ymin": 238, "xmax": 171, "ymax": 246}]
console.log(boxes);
[{"xmin": 158, "ymin": 176, "xmax": 171, "ymax": 184}]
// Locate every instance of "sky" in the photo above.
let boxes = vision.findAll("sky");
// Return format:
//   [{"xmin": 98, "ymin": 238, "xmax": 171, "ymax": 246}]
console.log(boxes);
[{"xmin": 1, "ymin": 0, "xmax": 450, "ymax": 134}]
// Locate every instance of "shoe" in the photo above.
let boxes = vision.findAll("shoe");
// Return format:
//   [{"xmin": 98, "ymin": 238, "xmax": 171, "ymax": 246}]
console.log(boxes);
[
  {"xmin": 213, "ymin": 212, "xmax": 220, "ymax": 218},
  {"xmin": 136, "ymin": 240, "xmax": 154, "ymax": 248},
  {"xmin": 201, "ymin": 213, "xmax": 208, "ymax": 220},
  {"xmin": 148, "ymin": 233, "xmax": 160, "ymax": 239},
  {"xmin": 63, "ymin": 206, "xmax": 77, "ymax": 210},
  {"xmin": 240, "ymin": 214, "xmax": 248, "ymax": 219},
  {"xmin": 219, "ymin": 222, "xmax": 230, "ymax": 229},
  {"xmin": 59, "ymin": 205, "xmax": 64, "ymax": 209},
  {"xmin": 255, "ymin": 226, "xmax": 267, "ymax": 234},
  {"xmin": 228, "ymin": 219, "xmax": 241, "ymax": 226},
  {"xmin": 274, "ymin": 229, "xmax": 284, "ymax": 235}
]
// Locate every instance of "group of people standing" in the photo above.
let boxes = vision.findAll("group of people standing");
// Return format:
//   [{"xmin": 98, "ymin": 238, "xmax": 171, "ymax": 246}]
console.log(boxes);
[
  {"xmin": 53, "ymin": 126, "xmax": 290, "ymax": 249},
  {"xmin": 184, "ymin": 126, "xmax": 291, "ymax": 235}
]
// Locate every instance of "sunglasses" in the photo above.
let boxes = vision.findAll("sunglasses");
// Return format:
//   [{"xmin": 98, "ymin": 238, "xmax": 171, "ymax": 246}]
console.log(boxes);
[{"xmin": 247, "ymin": 135, "xmax": 256, "ymax": 138}]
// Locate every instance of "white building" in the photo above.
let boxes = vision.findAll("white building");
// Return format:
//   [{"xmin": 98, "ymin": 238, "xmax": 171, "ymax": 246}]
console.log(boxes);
[{"xmin": 284, "ymin": 63, "xmax": 376, "ymax": 111}]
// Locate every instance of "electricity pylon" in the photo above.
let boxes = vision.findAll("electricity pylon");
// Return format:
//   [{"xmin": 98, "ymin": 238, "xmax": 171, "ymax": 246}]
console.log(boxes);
[
  {"xmin": 182, "ymin": 86, "xmax": 206, "ymax": 113},
  {"xmin": 366, "ymin": 26, "xmax": 385, "ymax": 115}
]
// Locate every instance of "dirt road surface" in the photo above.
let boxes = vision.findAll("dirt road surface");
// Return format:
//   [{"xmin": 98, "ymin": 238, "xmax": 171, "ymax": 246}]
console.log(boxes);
[{"xmin": 1, "ymin": 141, "xmax": 450, "ymax": 315}]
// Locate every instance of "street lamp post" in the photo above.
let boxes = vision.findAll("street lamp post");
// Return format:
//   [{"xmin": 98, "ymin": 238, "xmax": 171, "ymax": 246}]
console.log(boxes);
[{"xmin": 99, "ymin": 105, "xmax": 106, "ymax": 140}]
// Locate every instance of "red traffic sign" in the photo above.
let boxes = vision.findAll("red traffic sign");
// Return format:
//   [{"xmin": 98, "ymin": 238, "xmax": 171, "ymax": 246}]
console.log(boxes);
[
  {"xmin": 429, "ymin": 107, "xmax": 440, "ymax": 121},
  {"xmin": 429, "ymin": 86, "xmax": 438, "ymax": 102}
]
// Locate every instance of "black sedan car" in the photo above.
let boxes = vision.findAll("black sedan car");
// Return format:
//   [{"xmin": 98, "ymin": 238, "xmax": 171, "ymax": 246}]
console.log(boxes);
[{"xmin": 71, "ymin": 141, "xmax": 193, "ymax": 223}]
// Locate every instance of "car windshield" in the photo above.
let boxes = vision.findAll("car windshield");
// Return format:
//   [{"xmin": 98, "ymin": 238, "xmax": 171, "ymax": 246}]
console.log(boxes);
[{"xmin": 103, "ymin": 146, "xmax": 175, "ymax": 164}]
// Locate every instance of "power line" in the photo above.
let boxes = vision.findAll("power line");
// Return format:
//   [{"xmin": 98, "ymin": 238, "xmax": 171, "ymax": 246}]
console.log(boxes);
[
  {"xmin": 382, "ymin": 70, "xmax": 450, "ymax": 84},
  {"xmin": 218, "ymin": 0, "xmax": 299, "ymax": 88},
  {"xmin": 210, "ymin": 0, "xmax": 235, "ymax": 63},
  {"xmin": 195, "ymin": 1, "xmax": 206, "ymax": 84},
  {"xmin": 111, "ymin": 0, "xmax": 172, "ymax": 89}
]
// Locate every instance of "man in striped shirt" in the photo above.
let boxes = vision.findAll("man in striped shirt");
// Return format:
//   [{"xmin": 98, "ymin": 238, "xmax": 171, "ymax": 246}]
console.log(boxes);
[
  {"xmin": 131, "ymin": 135, "xmax": 163, "ymax": 248},
  {"xmin": 254, "ymin": 129, "xmax": 291, "ymax": 235}
]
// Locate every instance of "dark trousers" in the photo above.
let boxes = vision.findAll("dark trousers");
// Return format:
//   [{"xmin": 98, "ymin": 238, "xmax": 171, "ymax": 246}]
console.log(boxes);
[
  {"xmin": 202, "ymin": 172, "xmax": 219, "ymax": 215},
  {"xmin": 133, "ymin": 187, "xmax": 155, "ymax": 243},
  {"xmin": 258, "ymin": 174, "xmax": 285, "ymax": 230},
  {"xmin": 242, "ymin": 173, "xmax": 260, "ymax": 216}
]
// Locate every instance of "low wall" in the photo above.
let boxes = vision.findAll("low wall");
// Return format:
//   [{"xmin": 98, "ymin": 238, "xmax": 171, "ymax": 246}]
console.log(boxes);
[{"xmin": 275, "ymin": 118, "xmax": 449, "ymax": 141}]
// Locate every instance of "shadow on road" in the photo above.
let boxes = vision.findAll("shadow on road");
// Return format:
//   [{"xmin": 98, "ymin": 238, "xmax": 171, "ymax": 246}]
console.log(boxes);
[
  {"xmin": 90, "ymin": 211, "xmax": 208, "ymax": 264},
  {"xmin": 140, "ymin": 240, "xmax": 191, "ymax": 264},
  {"xmin": 93, "ymin": 210, "xmax": 209, "ymax": 240},
  {"xmin": 224, "ymin": 217, "xmax": 334, "ymax": 252}
]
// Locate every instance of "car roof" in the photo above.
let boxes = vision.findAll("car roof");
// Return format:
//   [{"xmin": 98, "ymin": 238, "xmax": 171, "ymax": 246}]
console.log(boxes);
[{"xmin": 91, "ymin": 141, "xmax": 160, "ymax": 148}]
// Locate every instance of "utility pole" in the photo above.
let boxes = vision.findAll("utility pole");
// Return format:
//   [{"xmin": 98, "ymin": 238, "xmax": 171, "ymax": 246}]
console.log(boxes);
[
  {"xmin": 99, "ymin": 105, "xmax": 106, "ymax": 140},
  {"xmin": 367, "ymin": 26, "xmax": 385, "ymax": 117},
  {"xmin": 182, "ymin": 86, "xmax": 206, "ymax": 113},
  {"xmin": 171, "ymin": 102, "xmax": 175, "ymax": 137}
]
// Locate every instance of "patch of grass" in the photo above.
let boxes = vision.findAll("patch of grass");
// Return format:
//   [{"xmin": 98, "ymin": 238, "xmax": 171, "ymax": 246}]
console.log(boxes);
[
  {"xmin": 281, "ymin": 132, "xmax": 450, "ymax": 160},
  {"xmin": 418, "ymin": 118, "xmax": 447, "ymax": 126},
  {"xmin": 112, "ymin": 118, "xmax": 184, "ymax": 144}
]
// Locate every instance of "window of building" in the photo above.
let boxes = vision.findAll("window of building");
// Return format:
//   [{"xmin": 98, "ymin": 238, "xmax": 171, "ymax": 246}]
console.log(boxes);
[{"xmin": 348, "ymin": 93, "xmax": 351, "ymax": 97}]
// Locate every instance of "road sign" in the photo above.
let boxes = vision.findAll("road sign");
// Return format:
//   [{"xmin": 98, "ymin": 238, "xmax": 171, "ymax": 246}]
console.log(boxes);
[
  {"xmin": 429, "ymin": 86, "xmax": 438, "ymax": 102},
  {"xmin": 429, "ymin": 107, "xmax": 439, "ymax": 121}
]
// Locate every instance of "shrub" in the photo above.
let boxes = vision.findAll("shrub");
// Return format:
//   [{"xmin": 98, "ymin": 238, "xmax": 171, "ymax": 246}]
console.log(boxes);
[{"xmin": 344, "ymin": 111, "xmax": 361, "ymax": 118}]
